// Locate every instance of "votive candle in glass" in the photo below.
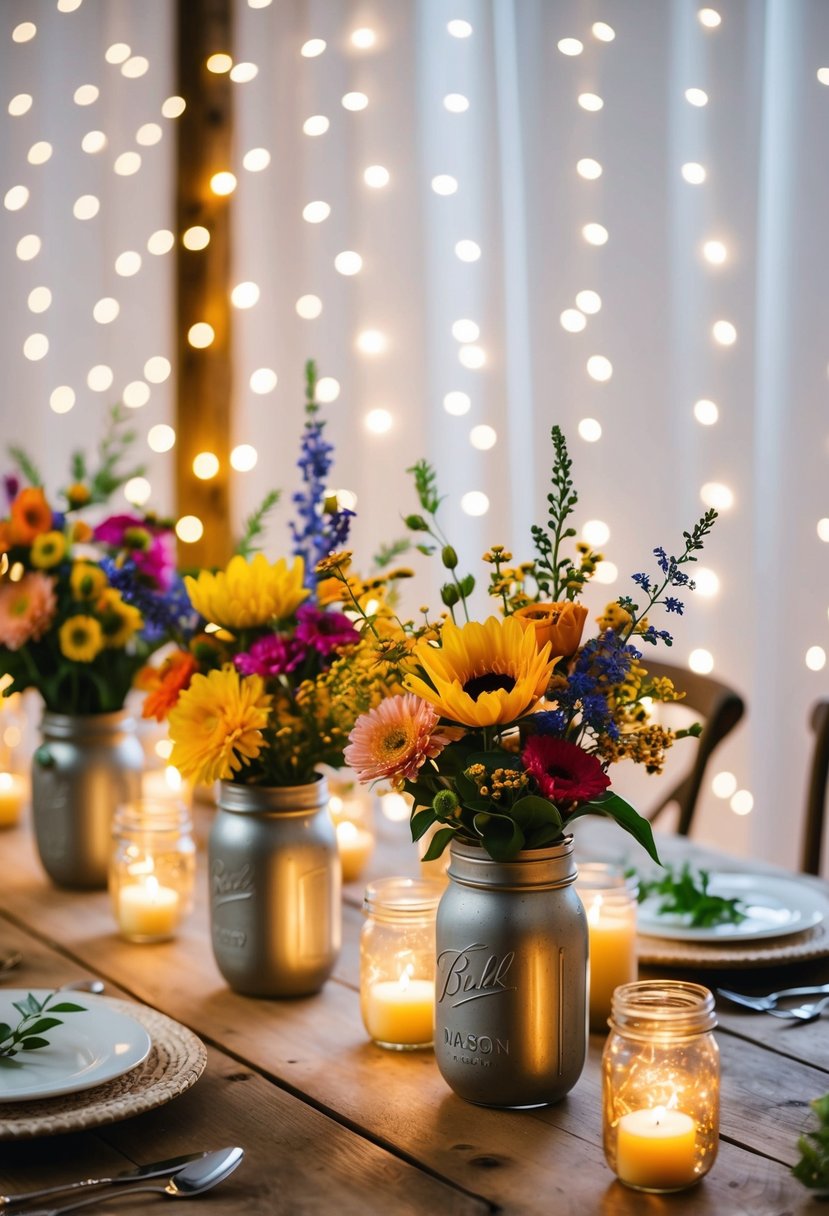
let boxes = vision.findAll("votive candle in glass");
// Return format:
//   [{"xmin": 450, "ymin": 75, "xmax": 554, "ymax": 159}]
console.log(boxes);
[
  {"xmin": 0, "ymin": 771, "xmax": 25, "ymax": 828},
  {"xmin": 328, "ymin": 773, "xmax": 376, "ymax": 883},
  {"xmin": 109, "ymin": 798, "xmax": 196, "ymax": 943},
  {"xmin": 603, "ymin": 981, "xmax": 720, "ymax": 1193},
  {"xmin": 360, "ymin": 876, "xmax": 443, "ymax": 1050},
  {"xmin": 576, "ymin": 863, "xmax": 638, "ymax": 1032}
]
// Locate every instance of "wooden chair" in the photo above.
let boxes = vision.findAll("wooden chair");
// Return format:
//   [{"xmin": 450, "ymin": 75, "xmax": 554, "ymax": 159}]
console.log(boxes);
[
  {"xmin": 800, "ymin": 701, "xmax": 829, "ymax": 875},
  {"xmin": 643, "ymin": 659, "xmax": 746, "ymax": 837}
]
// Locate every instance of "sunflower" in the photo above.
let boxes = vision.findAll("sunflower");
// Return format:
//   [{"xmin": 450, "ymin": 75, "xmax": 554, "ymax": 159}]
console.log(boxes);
[
  {"xmin": 97, "ymin": 589, "xmax": 143, "ymax": 647},
  {"xmin": 404, "ymin": 615, "xmax": 557, "ymax": 728},
  {"xmin": 70, "ymin": 561, "xmax": 107, "ymax": 600},
  {"xmin": 9, "ymin": 487, "xmax": 53, "ymax": 545},
  {"xmin": 168, "ymin": 665, "xmax": 272, "ymax": 784},
  {"xmin": 184, "ymin": 553, "xmax": 309, "ymax": 629},
  {"xmin": 31, "ymin": 530, "xmax": 67, "ymax": 570},
  {"xmin": 59, "ymin": 614, "xmax": 104, "ymax": 663}
]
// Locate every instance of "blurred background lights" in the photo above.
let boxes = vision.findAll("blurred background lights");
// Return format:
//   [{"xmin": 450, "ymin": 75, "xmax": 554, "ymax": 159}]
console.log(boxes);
[
  {"xmin": 161, "ymin": 96, "xmax": 186, "ymax": 118},
  {"xmin": 578, "ymin": 93, "xmax": 604, "ymax": 111},
  {"xmin": 470, "ymin": 425, "xmax": 497, "ymax": 450},
  {"xmin": 693, "ymin": 567, "xmax": 720, "ymax": 597},
  {"xmin": 250, "ymin": 368, "xmax": 277, "ymax": 393},
  {"xmin": 13, "ymin": 22, "xmax": 37, "ymax": 43},
  {"xmin": 176, "ymin": 515, "xmax": 204, "ymax": 544},
  {"xmin": 148, "ymin": 424, "xmax": 175, "ymax": 452},
  {"xmin": 335, "ymin": 489, "xmax": 358, "ymax": 511},
  {"xmin": 455, "ymin": 239, "xmax": 481, "ymax": 261},
  {"xmin": 296, "ymin": 295, "xmax": 322, "ymax": 319},
  {"xmin": 689, "ymin": 648, "xmax": 715, "ymax": 674},
  {"xmin": 124, "ymin": 476, "xmax": 151, "ymax": 506},
  {"xmin": 4, "ymin": 186, "xmax": 29, "ymax": 210},
  {"xmin": 206, "ymin": 52, "xmax": 233, "ymax": 73},
  {"xmin": 593, "ymin": 561, "xmax": 618, "ymax": 585},
  {"xmin": 557, "ymin": 38, "xmax": 583, "ymax": 56},
  {"xmin": 806, "ymin": 646, "xmax": 827, "ymax": 671},
  {"xmin": 682, "ymin": 162, "xmax": 707, "ymax": 184},
  {"xmin": 586, "ymin": 355, "xmax": 613, "ymax": 381},
  {"xmin": 342, "ymin": 92, "xmax": 368, "ymax": 111},
  {"xmin": 147, "ymin": 230, "xmax": 175, "ymax": 255},
  {"xmin": 592, "ymin": 22, "xmax": 616, "ymax": 40},
  {"xmin": 316, "ymin": 377, "xmax": 340, "ymax": 403},
  {"xmin": 121, "ymin": 56, "xmax": 149, "ymax": 78},
  {"xmin": 578, "ymin": 417, "xmax": 602, "ymax": 442},
  {"xmin": 243, "ymin": 148, "xmax": 270, "ymax": 171},
  {"xmin": 28, "ymin": 287, "xmax": 51, "ymax": 313},
  {"xmin": 82, "ymin": 130, "xmax": 107, "ymax": 153},
  {"xmin": 87, "ymin": 364, "xmax": 113, "ymax": 391},
  {"xmin": 712, "ymin": 770, "xmax": 737, "ymax": 799},
  {"xmin": 9, "ymin": 94, "xmax": 33, "ymax": 116},
  {"xmin": 365, "ymin": 408, "xmax": 393, "ymax": 434},
  {"xmin": 381, "ymin": 791, "xmax": 410, "ymax": 821},
  {"xmin": 730, "ymin": 790, "xmax": 754, "ymax": 816},
  {"xmin": 115, "ymin": 251, "xmax": 141, "ymax": 276},
  {"xmin": 188, "ymin": 322, "xmax": 215, "ymax": 348},
  {"xmin": 301, "ymin": 38, "xmax": 326, "ymax": 57},
  {"xmin": 193, "ymin": 452, "xmax": 220, "ymax": 480},
  {"xmin": 582, "ymin": 519, "xmax": 610, "ymax": 546},
  {"xmin": 16, "ymin": 235, "xmax": 41, "ymax": 261},
  {"xmin": 576, "ymin": 290, "xmax": 602, "ymax": 314},
  {"xmin": 576, "ymin": 158, "xmax": 602, "ymax": 180},
  {"xmin": 444, "ymin": 391, "xmax": 471, "ymax": 416},
  {"xmin": 452, "ymin": 319, "xmax": 479, "ymax": 343},
  {"xmin": 712, "ymin": 320, "xmax": 737, "ymax": 345},
  {"xmin": 685, "ymin": 88, "xmax": 709, "ymax": 106},
  {"xmin": 560, "ymin": 309, "xmax": 586, "ymax": 333},
  {"xmin": 357, "ymin": 329, "xmax": 387, "ymax": 354},
  {"xmin": 698, "ymin": 8, "xmax": 722, "ymax": 27},
  {"xmin": 136, "ymin": 123, "xmax": 162, "ymax": 146},
  {"xmin": 183, "ymin": 225, "xmax": 210, "ymax": 250},
  {"xmin": 302, "ymin": 200, "xmax": 331, "ymax": 223},
  {"xmin": 694, "ymin": 398, "xmax": 719, "ymax": 425},
  {"xmin": 459, "ymin": 344, "xmax": 485, "ymax": 369},
  {"xmin": 431, "ymin": 174, "xmax": 458, "ymax": 195},
  {"xmin": 105, "ymin": 42, "xmax": 130, "ymax": 63},
  {"xmin": 144, "ymin": 356, "xmax": 171, "ymax": 383},
  {"xmin": 210, "ymin": 171, "xmax": 237, "ymax": 195},
  {"xmin": 703, "ymin": 239, "xmax": 727, "ymax": 264},
  {"xmin": 74, "ymin": 84, "xmax": 99, "ymax": 105},
  {"xmin": 50, "ymin": 386, "xmax": 75, "ymax": 414},
  {"xmin": 351, "ymin": 28, "xmax": 376, "ymax": 49},
  {"xmin": 447, "ymin": 19, "xmax": 472, "ymax": 38},
  {"xmin": 444, "ymin": 93, "xmax": 470, "ymax": 113},
  {"xmin": 700, "ymin": 481, "xmax": 734, "ymax": 510},
  {"xmin": 231, "ymin": 281, "xmax": 260, "ymax": 308},
  {"xmin": 818, "ymin": 68, "xmax": 829, "ymax": 86},
  {"xmin": 23, "ymin": 334, "xmax": 48, "ymax": 361},
  {"xmin": 461, "ymin": 491, "xmax": 489, "ymax": 516},
  {"xmin": 231, "ymin": 445, "xmax": 259, "ymax": 471},
  {"xmin": 582, "ymin": 223, "xmax": 608, "ymax": 246},
  {"xmin": 303, "ymin": 115, "xmax": 329, "ymax": 136},
  {"xmin": 28, "ymin": 142, "xmax": 53, "ymax": 165},
  {"xmin": 817, "ymin": 518, "xmax": 829, "ymax": 542},
  {"xmin": 334, "ymin": 251, "xmax": 362, "ymax": 275},
  {"xmin": 364, "ymin": 165, "xmax": 390, "ymax": 188},
  {"xmin": 122, "ymin": 381, "xmax": 150, "ymax": 409}
]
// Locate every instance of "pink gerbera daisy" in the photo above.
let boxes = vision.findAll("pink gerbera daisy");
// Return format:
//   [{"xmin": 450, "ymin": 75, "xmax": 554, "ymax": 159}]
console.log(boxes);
[
  {"xmin": 0, "ymin": 572, "xmax": 57, "ymax": 651},
  {"xmin": 345, "ymin": 693, "xmax": 457, "ymax": 785},
  {"xmin": 521, "ymin": 736, "xmax": 610, "ymax": 806}
]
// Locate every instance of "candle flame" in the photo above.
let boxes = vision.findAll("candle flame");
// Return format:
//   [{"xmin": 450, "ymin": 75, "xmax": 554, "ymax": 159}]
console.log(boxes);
[
  {"xmin": 652, "ymin": 1105, "xmax": 667, "ymax": 1126},
  {"xmin": 397, "ymin": 970, "xmax": 411, "ymax": 993},
  {"xmin": 164, "ymin": 765, "xmax": 182, "ymax": 792},
  {"xmin": 587, "ymin": 893, "xmax": 603, "ymax": 925},
  {"xmin": 330, "ymin": 794, "xmax": 344, "ymax": 815},
  {"xmin": 0, "ymin": 773, "xmax": 13, "ymax": 792},
  {"xmin": 146, "ymin": 875, "xmax": 160, "ymax": 900}
]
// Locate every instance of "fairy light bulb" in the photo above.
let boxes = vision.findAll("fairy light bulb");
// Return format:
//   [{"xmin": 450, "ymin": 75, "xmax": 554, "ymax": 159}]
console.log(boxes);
[
  {"xmin": 703, "ymin": 240, "xmax": 727, "ymax": 264},
  {"xmin": 364, "ymin": 165, "xmax": 390, "ymax": 188},
  {"xmin": 682, "ymin": 162, "xmax": 707, "ymax": 184},
  {"xmin": 183, "ymin": 226, "xmax": 210, "ymax": 250},
  {"xmin": 122, "ymin": 57, "xmax": 148, "ymax": 78},
  {"xmin": 123, "ymin": 381, "xmax": 150, "ymax": 409},
  {"xmin": 148, "ymin": 424, "xmax": 175, "ymax": 453},
  {"xmin": 243, "ymin": 148, "xmax": 271, "ymax": 171},
  {"xmin": 365, "ymin": 409, "xmax": 393, "ymax": 434},
  {"xmin": 342, "ymin": 92, "xmax": 368, "ymax": 111},
  {"xmin": 576, "ymin": 291, "xmax": 602, "ymax": 314},
  {"xmin": 712, "ymin": 320, "xmax": 737, "ymax": 346},
  {"xmin": 578, "ymin": 93, "xmax": 604, "ymax": 111},
  {"xmin": 250, "ymin": 368, "xmax": 277, "ymax": 394},
  {"xmin": 193, "ymin": 452, "xmax": 220, "ymax": 480},
  {"xmin": 461, "ymin": 491, "xmax": 489, "ymax": 516},
  {"xmin": 50, "ymin": 387, "xmax": 75, "ymax": 414},
  {"xmin": 230, "ymin": 62, "xmax": 258, "ymax": 82},
  {"xmin": 28, "ymin": 287, "xmax": 52, "ymax": 313},
  {"xmin": 351, "ymin": 28, "xmax": 376, "ymax": 49},
  {"xmin": 455, "ymin": 240, "xmax": 481, "ymax": 262},
  {"xmin": 303, "ymin": 115, "xmax": 329, "ymax": 136},
  {"xmin": 23, "ymin": 334, "xmax": 48, "ymax": 361},
  {"xmin": 700, "ymin": 482, "xmax": 734, "ymax": 510},
  {"xmin": 316, "ymin": 378, "xmax": 340, "ymax": 403},
  {"xmin": 176, "ymin": 516, "xmax": 204, "ymax": 543},
  {"xmin": 694, "ymin": 399, "xmax": 719, "ymax": 425},
  {"xmin": 82, "ymin": 130, "xmax": 107, "ymax": 153},
  {"xmin": 470, "ymin": 425, "xmax": 497, "ymax": 450},
  {"xmin": 444, "ymin": 93, "xmax": 470, "ymax": 113},
  {"xmin": 144, "ymin": 356, "xmax": 171, "ymax": 383},
  {"xmin": 124, "ymin": 478, "xmax": 151, "ymax": 506},
  {"xmin": 188, "ymin": 323, "xmax": 215, "ymax": 349},
  {"xmin": 357, "ymin": 330, "xmax": 387, "ymax": 355},
  {"xmin": 106, "ymin": 42, "xmax": 130, "ymax": 64},
  {"xmin": 301, "ymin": 38, "xmax": 326, "ymax": 57},
  {"xmin": 207, "ymin": 52, "xmax": 233, "ymax": 73},
  {"xmin": 303, "ymin": 201, "xmax": 331, "ymax": 223},
  {"xmin": 74, "ymin": 84, "xmax": 99, "ymax": 105},
  {"xmin": 452, "ymin": 319, "xmax": 480, "ymax": 343},
  {"xmin": 578, "ymin": 418, "xmax": 602, "ymax": 442},
  {"xmin": 230, "ymin": 281, "xmax": 260, "ymax": 308},
  {"xmin": 557, "ymin": 38, "xmax": 583, "ymax": 56},
  {"xmin": 296, "ymin": 295, "xmax": 322, "ymax": 319},
  {"xmin": 444, "ymin": 392, "xmax": 470, "ymax": 416},
  {"xmin": 87, "ymin": 365, "xmax": 114, "ymax": 391},
  {"xmin": 210, "ymin": 172, "xmax": 237, "ymax": 196},
  {"xmin": 335, "ymin": 251, "xmax": 362, "ymax": 276},
  {"xmin": 115, "ymin": 251, "xmax": 142, "ymax": 277},
  {"xmin": 583, "ymin": 223, "xmax": 608, "ymax": 246},
  {"xmin": 587, "ymin": 356, "xmax": 613, "ymax": 382},
  {"xmin": 161, "ymin": 97, "xmax": 186, "ymax": 118},
  {"xmin": 431, "ymin": 174, "xmax": 458, "ymax": 195},
  {"xmin": 16, "ymin": 235, "xmax": 41, "ymax": 261},
  {"xmin": 231, "ymin": 445, "xmax": 258, "ymax": 471},
  {"xmin": 685, "ymin": 88, "xmax": 709, "ymax": 106},
  {"xmin": 577, "ymin": 159, "xmax": 602, "ymax": 180},
  {"xmin": 560, "ymin": 309, "xmax": 586, "ymax": 333}
]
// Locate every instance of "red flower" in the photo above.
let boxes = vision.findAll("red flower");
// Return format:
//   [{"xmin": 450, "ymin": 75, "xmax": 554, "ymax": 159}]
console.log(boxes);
[{"xmin": 521, "ymin": 736, "xmax": 610, "ymax": 806}]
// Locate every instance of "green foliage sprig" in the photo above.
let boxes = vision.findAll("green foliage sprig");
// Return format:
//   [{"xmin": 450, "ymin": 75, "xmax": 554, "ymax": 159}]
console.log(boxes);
[
  {"xmin": 794, "ymin": 1094, "xmax": 829, "ymax": 1193},
  {"xmin": 405, "ymin": 460, "xmax": 474, "ymax": 622},
  {"xmin": 530, "ymin": 425, "xmax": 585, "ymax": 601},
  {"xmin": 637, "ymin": 863, "xmax": 746, "ymax": 928},
  {"xmin": 236, "ymin": 490, "xmax": 281, "ymax": 559},
  {"xmin": 0, "ymin": 992, "xmax": 86, "ymax": 1058}
]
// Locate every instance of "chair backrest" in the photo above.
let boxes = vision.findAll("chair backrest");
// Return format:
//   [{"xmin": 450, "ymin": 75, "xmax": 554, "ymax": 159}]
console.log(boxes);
[
  {"xmin": 643, "ymin": 659, "xmax": 746, "ymax": 836},
  {"xmin": 800, "ymin": 701, "xmax": 829, "ymax": 875}
]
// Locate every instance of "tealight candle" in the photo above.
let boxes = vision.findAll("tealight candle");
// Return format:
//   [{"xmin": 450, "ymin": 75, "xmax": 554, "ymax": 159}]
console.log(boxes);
[
  {"xmin": 0, "ymin": 772, "xmax": 25, "ymax": 828},
  {"xmin": 576, "ymin": 864, "xmax": 637, "ymax": 1032},
  {"xmin": 109, "ymin": 798, "xmax": 195, "ymax": 942},
  {"xmin": 336, "ymin": 819, "xmax": 374, "ymax": 882},
  {"xmin": 365, "ymin": 972, "xmax": 436, "ymax": 1047},
  {"xmin": 118, "ymin": 874, "xmax": 180, "ymax": 941},
  {"xmin": 327, "ymin": 775, "xmax": 376, "ymax": 884},
  {"xmin": 616, "ymin": 1105, "xmax": 698, "ymax": 1190}
]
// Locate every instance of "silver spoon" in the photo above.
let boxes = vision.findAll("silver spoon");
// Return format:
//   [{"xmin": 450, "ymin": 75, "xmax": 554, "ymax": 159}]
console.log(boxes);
[
  {"xmin": 24, "ymin": 1148, "xmax": 244, "ymax": 1216},
  {"xmin": 762, "ymin": 994, "xmax": 829, "ymax": 1023}
]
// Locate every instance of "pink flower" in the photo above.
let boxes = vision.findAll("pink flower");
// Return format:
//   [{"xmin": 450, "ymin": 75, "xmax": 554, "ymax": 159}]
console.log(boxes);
[
  {"xmin": 295, "ymin": 603, "xmax": 359, "ymax": 656},
  {"xmin": 234, "ymin": 634, "xmax": 304, "ymax": 677},
  {"xmin": 0, "ymin": 572, "xmax": 57, "ymax": 650},
  {"xmin": 345, "ymin": 693, "xmax": 457, "ymax": 785},
  {"xmin": 93, "ymin": 514, "xmax": 175, "ymax": 591},
  {"xmin": 521, "ymin": 736, "xmax": 610, "ymax": 806}
]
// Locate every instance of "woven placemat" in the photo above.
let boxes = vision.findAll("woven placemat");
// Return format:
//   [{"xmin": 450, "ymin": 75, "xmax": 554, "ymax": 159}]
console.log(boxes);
[
  {"xmin": 637, "ymin": 920, "xmax": 829, "ymax": 969},
  {"xmin": 0, "ymin": 998, "xmax": 207, "ymax": 1140}
]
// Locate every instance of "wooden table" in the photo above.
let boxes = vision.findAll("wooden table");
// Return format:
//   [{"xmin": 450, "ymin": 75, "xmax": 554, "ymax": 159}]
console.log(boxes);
[{"xmin": 0, "ymin": 805, "xmax": 827, "ymax": 1215}]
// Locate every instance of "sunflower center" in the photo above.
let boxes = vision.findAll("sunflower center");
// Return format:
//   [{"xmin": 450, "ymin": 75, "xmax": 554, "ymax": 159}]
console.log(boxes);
[{"xmin": 463, "ymin": 673, "xmax": 516, "ymax": 700}]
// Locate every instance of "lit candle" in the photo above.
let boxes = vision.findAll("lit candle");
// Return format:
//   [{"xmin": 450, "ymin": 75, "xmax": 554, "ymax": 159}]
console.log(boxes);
[
  {"xmin": 141, "ymin": 765, "xmax": 191, "ymax": 805},
  {"xmin": 365, "ymin": 971, "xmax": 435, "ymax": 1047},
  {"xmin": 336, "ymin": 819, "xmax": 374, "ymax": 882},
  {"xmin": 0, "ymin": 772, "xmax": 25, "ymax": 828},
  {"xmin": 585, "ymin": 892, "xmax": 637, "ymax": 1031},
  {"xmin": 117, "ymin": 874, "xmax": 180, "ymax": 941},
  {"xmin": 615, "ymin": 1105, "xmax": 698, "ymax": 1191}
]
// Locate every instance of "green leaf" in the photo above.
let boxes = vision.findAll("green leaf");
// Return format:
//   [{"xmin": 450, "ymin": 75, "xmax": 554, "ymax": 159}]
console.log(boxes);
[
  {"xmin": 235, "ymin": 489, "xmax": 281, "ymax": 558},
  {"xmin": 572, "ymin": 792, "xmax": 662, "ymax": 866},
  {"xmin": 459, "ymin": 573, "xmax": 475, "ymax": 596},
  {"xmin": 510, "ymin": 795, "xmax": 563, "ymax": 834},
  {"xmin": 18, "ymin": 1037, "xmax": 50, "ymax": 1051},
  {"xmin": 421, "ymin": 826, "xmax": 456, "ymax": 862},
  {"xmin": 410, "ymin": 808, "xmax": 437, "ymax": 841},
  {"xmin": 0, "ymin": 1023, "xmax": 11, "ymax": 1043},
  {"xmin": 525, "ymin": 821, "xmax": 568, "ymax": 849},
  {"xmin": 21, "ymin": 1017, "xmax": 62, "ymax": 1036},
  {"xmin": 13, "ymin": 994, "xmax": 41, "ymax": 1018},
  {"xmin": 7, "ymin": 445, "xmax": 43, "ymax": 486},
  {"xmin": 45, "ymin": 1002, "xmax": 86, "ymax": 1014},
  {"xmin": 474, "ymin": 812, "xmax": 524, "ymax": 861}
]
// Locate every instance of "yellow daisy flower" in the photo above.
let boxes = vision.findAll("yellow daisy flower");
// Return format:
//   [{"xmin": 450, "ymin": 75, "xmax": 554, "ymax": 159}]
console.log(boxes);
[
  {"xmin": 405, "ymin": 615, "xmax": 557, "ymax": 728},
  {"xmin": 59, "ymin": 614, "xmax": 104, "ymax": 663},
  {"xmin": 185, "ymin": 554, "xmax": 309, "ymax": 629},
  {"xmin": 168, "ymin": 665, "xmax": 272, "ymax": 784},
  {"xmin": 31, "ymin": 531, "xmax": 67, "ymax": 570},
  {"xmin": 70, "ymin": 562, "xmax": 107, "ymax": 600},
  {"xmin": 97, "ymin": 588, "xmax": 143, "ymax": 648}
]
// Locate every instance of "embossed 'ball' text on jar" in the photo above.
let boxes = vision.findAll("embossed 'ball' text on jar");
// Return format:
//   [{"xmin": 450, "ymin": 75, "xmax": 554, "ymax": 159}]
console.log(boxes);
[
  {"xmin": 434, "ymin": 835, "xmax": 588, "ymax": 1107},
  {"xmin": 209, "ymin": 775, "xmax": 341, "ymax": 998}
]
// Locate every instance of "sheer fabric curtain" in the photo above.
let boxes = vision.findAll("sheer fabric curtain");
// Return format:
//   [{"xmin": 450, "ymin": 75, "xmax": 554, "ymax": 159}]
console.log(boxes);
[{"xmin": 2, "ymin": 0, "xmax": 827, "ymax": 865}]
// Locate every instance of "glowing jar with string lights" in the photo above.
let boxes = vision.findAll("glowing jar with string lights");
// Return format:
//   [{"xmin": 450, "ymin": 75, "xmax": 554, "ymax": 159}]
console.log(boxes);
[
  {"xmin": 109, "ymin": 798, "xmax": 196, "ymax": 943},
  {"xmin": 575, "ymin": 863, "xmax": 638, "ymax": 1032},
  {"xmin": 360, "ymin": 877, "xmax": 443, "ymax": 1050},
  {"xmin": 603, "ymin": 981, "xmax": 720, "ymax": 1193}
]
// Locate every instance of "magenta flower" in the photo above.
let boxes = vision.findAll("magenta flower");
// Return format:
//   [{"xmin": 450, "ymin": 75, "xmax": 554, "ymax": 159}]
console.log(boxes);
[
  {"xmin": 93, "ymin": 514, "xmax": 175, "ymax": 590},
  {"xmin": 521, "ymin": 736, "xmax": 610, "ymax": 807},
  {"xmin": 234, "ymin": 633, "xmax": 305, "ymax": 678},
  {"xmin": 295, "ymin": 603, "xmax": 359, "ymax": 656}
]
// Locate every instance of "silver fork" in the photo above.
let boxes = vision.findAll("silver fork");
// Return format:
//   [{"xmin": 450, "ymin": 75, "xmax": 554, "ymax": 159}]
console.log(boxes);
[
  {"xmin": 717, "ymin": 983, "xmax": 829, "ymax": 1012},
  {"xmin": 761, "ymin": 994, "xmax": 829, "ymax": 1023}
]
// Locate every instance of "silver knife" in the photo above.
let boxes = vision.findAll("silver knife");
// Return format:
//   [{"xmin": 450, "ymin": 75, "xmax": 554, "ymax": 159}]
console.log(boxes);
[{"xmin": 0, "ymin": 1151, "xmax": 209, "ymax": 1207}]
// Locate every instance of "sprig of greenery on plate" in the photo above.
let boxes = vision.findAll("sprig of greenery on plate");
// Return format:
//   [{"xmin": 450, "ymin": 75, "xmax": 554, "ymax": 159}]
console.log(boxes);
[
  {"xmin": 636, "ymin": 863, "xmax": 747, "ymax": 928},
  {"xmin": 0, "ymin": 992, "xmax": 86, "ymax": 1058}
]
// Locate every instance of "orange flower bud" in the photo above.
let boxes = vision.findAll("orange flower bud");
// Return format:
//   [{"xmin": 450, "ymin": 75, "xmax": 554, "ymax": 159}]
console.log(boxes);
[{"xmin": 513, "ymin": 601, "xmax": 589, "ymax": 657}]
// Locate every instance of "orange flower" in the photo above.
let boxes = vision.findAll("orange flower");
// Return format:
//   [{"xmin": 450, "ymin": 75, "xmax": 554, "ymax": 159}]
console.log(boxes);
[
  {"xmin": 9, "ymin": 487, "xmax": 53, "ymax": 545},
  {"xmin": 513, "ymin": 601, "xmax": 588, "ymax": 658},
  {"xmin": 71, "ymin": 519, "xmax": 93, "ymax": 543},
  {"xmin": 141, "ymin": 650, "xmax": 198, "ymax": 722}
]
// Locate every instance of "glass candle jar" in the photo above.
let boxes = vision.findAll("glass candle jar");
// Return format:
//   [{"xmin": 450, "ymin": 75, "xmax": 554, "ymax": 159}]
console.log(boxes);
[
  {"xmin": 360, "ymin": 876, "xmax": 444, "ymax": 1050},
  {"xmin": 603, "ymin": 981, "xmax": 720, "ymax": 1193},
  {"xmin": 109, "ymin": 798, "xmax": 196, "ymax": 943},
  {"xmin": 576, "ymin": 863, "xmax": 638, "ymax": 1032},
  {"xmin": 327, "ymin": 770, "xmax": 376, "ymax": 883}
]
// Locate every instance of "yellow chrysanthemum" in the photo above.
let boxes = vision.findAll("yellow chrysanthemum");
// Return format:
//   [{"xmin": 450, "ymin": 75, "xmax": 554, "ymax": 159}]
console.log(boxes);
[
  {"xmin": 31, "ymin": 530, "xmax": 67, "ymax": 570},
  {"xmin": 97, "ymin": 588, "xmax": 143, "ymax": 648},
  {"xmin": 168, "ymin": 665, "xmax": 272, "ymax": 784},
  {"xmin": 70, "ymin": 562, "xmax": 107, "ymax": 600},
  {"xmin": 404, "ymin": 615, "xmax": 557, "ymax": 728},
  {"xmin": 59, "ymin": 614, "xmax": 104, "ymax": 663},
  {"xmin": 185, "ymin": 554, "xmax": 309, "ymax": 629}
]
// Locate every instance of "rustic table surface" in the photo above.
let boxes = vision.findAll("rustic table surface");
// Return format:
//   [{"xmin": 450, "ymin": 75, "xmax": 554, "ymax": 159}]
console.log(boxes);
[{"xmin": 0, "ymin": 803, "xmax": 827, "ymax": 1215}]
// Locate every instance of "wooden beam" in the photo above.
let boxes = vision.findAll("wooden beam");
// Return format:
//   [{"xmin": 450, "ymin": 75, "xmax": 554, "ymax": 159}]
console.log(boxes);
[{"xmin": 174, "ymin": 0, "xmax": 233, "ymax": 568}]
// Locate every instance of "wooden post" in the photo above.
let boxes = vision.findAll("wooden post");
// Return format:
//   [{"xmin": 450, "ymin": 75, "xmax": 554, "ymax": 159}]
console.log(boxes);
[{"xmin": 174, "ymin": 0, "xmax": 233, "ymax": 568}]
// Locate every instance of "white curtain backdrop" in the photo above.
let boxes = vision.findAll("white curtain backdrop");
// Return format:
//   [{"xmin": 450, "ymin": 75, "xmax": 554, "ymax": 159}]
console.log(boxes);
[{"xmin": 2, "ymin": 0, "xmax": 828, "ymax": 866}]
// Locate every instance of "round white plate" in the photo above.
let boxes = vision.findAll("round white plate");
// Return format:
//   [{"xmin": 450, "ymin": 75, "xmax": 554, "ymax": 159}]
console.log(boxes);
[
  {"xmin": 637, "ymin": 872, "xmax": 827, "ymax": 943},
  {"xmin": 0, "ymin": 991, "xmax": 151, "ymax": 1103}
]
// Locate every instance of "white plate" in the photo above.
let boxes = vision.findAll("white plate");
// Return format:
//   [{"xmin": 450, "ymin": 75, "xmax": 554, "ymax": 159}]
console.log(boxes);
[
  {"xmin": 0, "ymin": 991, "xmax": 151, "ymax": 1103},
  {"xmin": 637, "ymin": 873, "xmax": 827, "ymax": 943}
]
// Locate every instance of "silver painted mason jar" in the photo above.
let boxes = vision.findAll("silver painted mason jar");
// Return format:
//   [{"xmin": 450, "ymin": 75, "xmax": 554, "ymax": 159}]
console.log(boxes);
[
  {"xmin": 31, "ymin": 711, "xmax": 143, "ymax": 889},
  {"xmin": 435, "ymin": 835, "xmax": 588, "ymax": 1107},
  {"xmin": 209, "ymin": 776, "xmax": 341, "ymax": 997}
]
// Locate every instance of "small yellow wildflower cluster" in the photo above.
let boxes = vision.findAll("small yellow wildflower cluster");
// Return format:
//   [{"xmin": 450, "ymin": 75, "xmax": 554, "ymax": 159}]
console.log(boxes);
[
  {"xmin": 596, "ymin": 722, "xmax": 677, "ymax": 775},
  {"xmin": 464, "ymin": 761, "xmax": 528, "ymax": 802}
]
